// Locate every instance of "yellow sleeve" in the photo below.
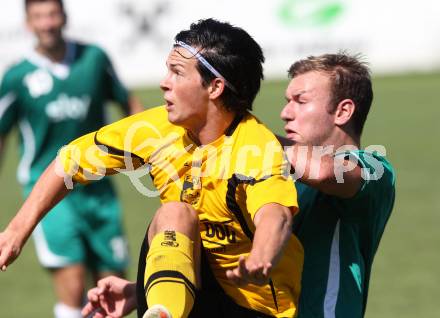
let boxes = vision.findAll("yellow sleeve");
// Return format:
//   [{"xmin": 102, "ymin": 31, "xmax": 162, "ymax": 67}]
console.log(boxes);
[
  {"xmin": 238, "ymin": 122, "xmax": 298, "ymax": 219},
  {"xmin": 246, "ymin": 174, "xmax": 298, "ymax": 219},
  {"xmin": 58, "ymin": 106, "xmax": 172, "ymax": 184},
  {"xmin": 58, "ymin": 130, "xmax": 144, "ymax": 184}
]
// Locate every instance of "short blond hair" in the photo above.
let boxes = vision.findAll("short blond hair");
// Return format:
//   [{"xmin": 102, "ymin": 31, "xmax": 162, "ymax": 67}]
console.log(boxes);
[{"xmin": 288, "ymin": 53, "xmax": 373, "ymax": 135}]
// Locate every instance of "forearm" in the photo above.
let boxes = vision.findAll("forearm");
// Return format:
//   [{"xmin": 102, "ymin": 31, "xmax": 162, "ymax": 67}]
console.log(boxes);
[
  {"xmin": 250, "ymin": 204, "xmax": 293, "ymax": 267},
  {"xmin": 290, "ymin": 144, "xmax": 361, "ymax": 197},
  {"xmin": 125, "ymin": 281, "xmax": 138, "ymax": 311},
  {"xmin": 6, "ymin": 160, "xmax": 71, "ymax": 243},
  {"xmin": 290, "ymin": 144, "xmax": 330, "ymax": 182}
]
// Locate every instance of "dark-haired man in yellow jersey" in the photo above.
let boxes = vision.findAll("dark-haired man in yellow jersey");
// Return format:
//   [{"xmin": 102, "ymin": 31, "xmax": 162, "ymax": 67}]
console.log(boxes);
[{"xmin": 0, "ymin": 19, "xmax": 303, "ymax": 318}]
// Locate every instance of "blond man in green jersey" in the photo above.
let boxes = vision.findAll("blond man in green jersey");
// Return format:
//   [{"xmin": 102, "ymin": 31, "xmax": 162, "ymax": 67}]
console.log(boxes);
[{"xmin": 280, "ymin": 53, "xmax": 395, "ymax": 318}]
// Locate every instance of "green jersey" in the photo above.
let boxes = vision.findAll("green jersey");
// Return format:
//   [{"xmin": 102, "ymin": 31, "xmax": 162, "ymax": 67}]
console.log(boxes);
[
  {"xmin": 293, "ymin": 150, "xmax": 396, "ymax": 318},
  {"xmin": 0, "ymin": 41, "xmax": 129, "ymax": 187}
]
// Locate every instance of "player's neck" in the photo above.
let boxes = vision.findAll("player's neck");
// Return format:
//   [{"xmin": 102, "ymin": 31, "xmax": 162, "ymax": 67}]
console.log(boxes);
[
  {"xmin": 36, "ymin": 39, "xmax": 66, "ymax": 63},
  {"xmin": 324, "ymin": 131, "xmax": 360, "ymax": 151},
  {"xmin": 188, "ymin": 107, "xmax": 236, "ymax": 146}
]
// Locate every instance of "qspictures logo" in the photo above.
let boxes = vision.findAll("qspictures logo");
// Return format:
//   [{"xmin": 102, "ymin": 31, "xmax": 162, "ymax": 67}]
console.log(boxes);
[
  {"xmin": 278, "ymin": 0, "xmax": 346, "ymax": 28},
  {"xmin": 55, "ymin": 120, "xmax": 388, "ymax": 197}
]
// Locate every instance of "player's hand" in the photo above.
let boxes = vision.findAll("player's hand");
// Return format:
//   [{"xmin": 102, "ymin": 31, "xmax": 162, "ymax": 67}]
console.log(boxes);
[
  {"xmin": 0, "ymin": 228, "xmax": 24, "ymax": 271},
  {"xmin": 226, "ymin": 255, "xmax": 272, "ymax": 286},
  {"xmin": 82, "ymin": 276, "xmax": 137, "ymax": 318}
]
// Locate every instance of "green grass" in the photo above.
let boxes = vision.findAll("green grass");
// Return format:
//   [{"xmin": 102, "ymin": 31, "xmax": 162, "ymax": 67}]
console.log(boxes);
[{"xmin": 1, "ymin": 73, "xmax": 439, "ymax": 317}]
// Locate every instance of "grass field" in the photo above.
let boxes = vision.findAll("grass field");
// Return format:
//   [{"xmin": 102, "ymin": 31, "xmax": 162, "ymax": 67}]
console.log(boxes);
[{"xmin": 1, "ymin": 73, "xmax": 439, "ymax": 317}]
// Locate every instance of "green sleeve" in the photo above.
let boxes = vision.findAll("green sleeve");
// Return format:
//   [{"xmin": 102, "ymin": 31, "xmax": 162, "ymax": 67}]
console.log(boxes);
[
  {"xmin": 102, "ymin": 50, "xmax": 130, "ymax": 112},
  {"xmin": 0, "ymin": 72, "xmax": 19, "ymax": 136},
  {"xmin": 333, "ymin": 150, "xmax": 396, "ymax": 225},
  {"xmin": 348, "ymin": 150, "xmax": 396, "ymax": 199}
]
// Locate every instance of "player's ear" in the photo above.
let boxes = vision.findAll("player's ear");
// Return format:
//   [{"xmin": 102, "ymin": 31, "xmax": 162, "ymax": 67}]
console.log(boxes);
[
  {"xmin": 334, "ymin": 99, "xmax": 355, "ymax": 126},
  {"xmin": 208, "ymin": 78, "xmax": 225, "ymax": 100}
]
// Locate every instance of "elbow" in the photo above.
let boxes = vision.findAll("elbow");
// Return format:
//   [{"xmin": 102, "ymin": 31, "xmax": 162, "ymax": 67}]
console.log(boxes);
[
  {"xmin": 305, "ymin": 163, "xmax": 335, "ymax": 189},
  {"xmin": 316, "ymin": 160, "xmax": 336, "ymax": 184},
  {"xmin": 254, "ymin": 204, "xmax": 293, "ymax": 231}
]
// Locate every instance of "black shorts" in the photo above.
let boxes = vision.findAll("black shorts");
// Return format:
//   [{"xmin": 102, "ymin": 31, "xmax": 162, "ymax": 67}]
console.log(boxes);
[{"xmin": 136, "ymin": 230, "xmax": 274, "ymax": 318}]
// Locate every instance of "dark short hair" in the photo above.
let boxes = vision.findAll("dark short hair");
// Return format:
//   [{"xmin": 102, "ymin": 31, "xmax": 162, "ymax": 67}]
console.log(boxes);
[
  {"xmin": 288, "ymin": 53, "xmax": 373, "ymax": 136},
  {"xmin": 25, "ymin": 0, "xmax": 64, "ymax": 12},
  {"xmin": 175, "ymin": 18, "xmax": 264, "ymax": 115}
]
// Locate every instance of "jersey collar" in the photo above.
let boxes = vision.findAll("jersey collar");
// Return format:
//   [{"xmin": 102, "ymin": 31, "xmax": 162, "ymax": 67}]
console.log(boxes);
[{"xmin": 26, "ymin": 40, "xmax": 77, "ymax": 80}]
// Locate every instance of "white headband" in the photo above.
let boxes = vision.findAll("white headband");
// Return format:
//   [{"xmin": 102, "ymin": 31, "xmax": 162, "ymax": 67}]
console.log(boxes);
[{"xmin": 175, "ymin": 41, "xmax": 237, "ymax": 93}]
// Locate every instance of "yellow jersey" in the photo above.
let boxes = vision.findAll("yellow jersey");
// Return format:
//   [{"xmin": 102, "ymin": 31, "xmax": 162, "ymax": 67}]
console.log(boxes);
[{"xmin": 59, "ymin": 106, "xmax": 303, "ymax": 317}]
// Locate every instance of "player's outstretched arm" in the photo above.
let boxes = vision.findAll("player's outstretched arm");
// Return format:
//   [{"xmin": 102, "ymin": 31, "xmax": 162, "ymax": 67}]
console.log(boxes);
[
  {"xmin": 226, "ymin": 203, "xmax": 293, "ymax": 286},
  {"xmin": 82, "ymin": 276, "xmax": 137, "ymax": 318},
  {"xmin": 287, "ymin": 144, "xmax": 363, "ymax": 198},
  {"xmin": 0, "ymin": 160, "xmax": 71, "ymax": 271},
  {"xmin": 276, "ymin": 137, "xmax": 363, "ymax": 198}
]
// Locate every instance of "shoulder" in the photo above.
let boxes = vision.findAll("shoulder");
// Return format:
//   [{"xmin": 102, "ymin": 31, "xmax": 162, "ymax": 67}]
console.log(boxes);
[
  {"xmin": 236, "ymin": 113, "xmax": 282, "ymax": 147},
  {"xmin": 72, "ymin": 41, "xmax": 111, "ymax": 62},
  {"xmin": 343, "ymin": 150, "xmax": 396, "ymax": 200},
  {"xmin": 74, "ymin": 41, "xmax": 104, "ymax": 54},
  {"xmin": 355, "ymin": 150, "xmax": 395, "ymax": 187},
  {"xmin": 232, "ymin": 113, "xmax": 287, "ymax": 176},
  {"xmin": 96, "ymin": 105, "xmax": 184, "ymax": 152},
  {"xmin": 1, "ymin": 60, "xmax": 33, "ymax": 88},
  {"xmin": 99, "ymin": 105, "xmax": 174, "ymax": 133}
]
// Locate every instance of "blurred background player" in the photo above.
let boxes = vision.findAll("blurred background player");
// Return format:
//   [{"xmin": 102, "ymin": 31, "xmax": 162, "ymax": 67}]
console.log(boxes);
[
  {"xmin": 0, "ymin": 0, "xmax": 143, "ymax": 317},
  {"xmin": 280, "ymin": 53, "xmax": 395, "ymax": 318}
]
